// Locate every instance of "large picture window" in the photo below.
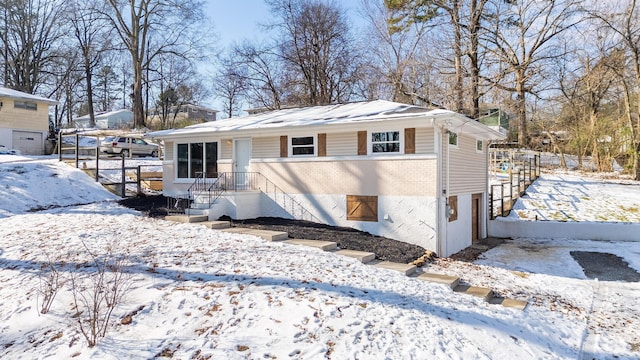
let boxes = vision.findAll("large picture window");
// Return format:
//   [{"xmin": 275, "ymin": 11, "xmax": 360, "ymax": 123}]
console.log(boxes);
[
  {"xmin": 176, "ymin": 142, "xmax": 218, "ymax": 179},
  {"xmin": 291, "ymin": 136, "xmax": 315, "ymax": 156},
  {"xmin": 371, "ymin": 131, "xmax": 400, "ymax": 153}
]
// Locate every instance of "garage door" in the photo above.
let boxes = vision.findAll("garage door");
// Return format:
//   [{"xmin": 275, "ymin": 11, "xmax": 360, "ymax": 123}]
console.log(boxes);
[{"xmin": 12, "ymin": 131, "xmax": 43, "ymax": 155}]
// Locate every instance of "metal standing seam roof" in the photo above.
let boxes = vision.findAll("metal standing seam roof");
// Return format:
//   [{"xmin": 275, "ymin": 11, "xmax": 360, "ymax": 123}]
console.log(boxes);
[
  {"xmin": 147, "ymin": 100, "xmax": 506, "ymax": 141},
  {"xmin": 0, "ymin": 87, "xmax": 58, "ymax": 105}
]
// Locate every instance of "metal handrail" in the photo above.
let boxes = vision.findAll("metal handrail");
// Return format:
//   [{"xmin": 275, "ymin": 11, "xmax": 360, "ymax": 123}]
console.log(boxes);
[{"xmin": 187, "ymin": 171, "xmax": 319, "ymax": 222}]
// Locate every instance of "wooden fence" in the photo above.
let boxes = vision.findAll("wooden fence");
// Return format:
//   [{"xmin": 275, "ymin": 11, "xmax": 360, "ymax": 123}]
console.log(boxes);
[{"xmin": 489, "ymin": 149, "xmax": 541, "ymax": 219}]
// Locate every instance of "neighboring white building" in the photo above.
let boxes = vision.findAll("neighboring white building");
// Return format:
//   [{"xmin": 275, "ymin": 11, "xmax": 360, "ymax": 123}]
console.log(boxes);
[
  {"xmin": 148, "ymin": 100, "xmax": 506, "ymax": 257},
  {"xmin": 0, "ymin": 87, "xmax": 57, "ymax": 155},
  {"xmin": 74, "ymin": 109, "xmax": 134, "ymax": 129},
  {"xmin": 147, "ymin": 104, "xmax": 218, "ymax": 125}
]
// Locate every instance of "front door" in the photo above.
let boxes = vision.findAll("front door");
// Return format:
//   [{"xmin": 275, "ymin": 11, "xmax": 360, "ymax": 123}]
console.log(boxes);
[
  {"xmin": 233, "ymin": 138, "xmax": 251, "ymax": 190},
  {"xmin": 471, "ymin": 193, "xmax": 482, "ymax": 243}
]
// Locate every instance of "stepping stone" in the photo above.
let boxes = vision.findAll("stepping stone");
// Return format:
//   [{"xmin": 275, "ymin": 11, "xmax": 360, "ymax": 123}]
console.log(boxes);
[
  {"xmin": 373, "ymin": 261, "xmax": 417, "ymax": 276},
  {"xmin": 222, "ymin": 228, "xmax": 289, "ymax": 241},
  {"xmin": 417, "ymin": 272, "xmax": 460, "ymax": 289},
  {"xmin": 199, "ymin": 221, "xmax": 231, "ymax": 229},
  {"xmin": 334, "ymin": 249, "xmax": 375, "ymax": 263},
  {"xmin": 497, "ymin": 298, "xmax": 528, "ymax": 310},
  {"xmin": 283, "ymin": 239, "xmax": 337, "ymax": 251},
  {"xmin": 165, "ymin": 215, "xmax": 208, "ymax": 223},
  {"xmin": 454, "ymin": 284, "xmax": 494, "ymax": 302}
]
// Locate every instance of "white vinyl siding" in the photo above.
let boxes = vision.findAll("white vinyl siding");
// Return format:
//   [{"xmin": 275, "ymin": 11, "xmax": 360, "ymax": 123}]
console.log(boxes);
[
  {"xmin": 448, "ymin": 133, "xmax": 486, "ymax": 194},
  {"xmin": 415, "ymin": 127, "xmax": 434, "ymax": 154},
  {"xmin": 164, "ymin": 141, "xmax": 174, "ymax": 160},
  {"xmin": 221, "ymin": 139, "xmax": 232, "ymax": 159},
  {"xmin": 252, "ymin": 136, "xmax": 280, "ymax": 158},
  {"xmin": 326, "ymin": 132, "xmax": 357, "ymax": 156}
]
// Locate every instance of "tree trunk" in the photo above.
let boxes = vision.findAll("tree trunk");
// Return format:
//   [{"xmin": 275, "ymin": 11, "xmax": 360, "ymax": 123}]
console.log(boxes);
[
  {"xmin": 452, "ymin": 0, "xmax": 463, "ymax": 113},
  {"xmin": 516, "ymin": 74, "xmax": 527, "ymax": 146},
  {"xmin": 84, "ymin": 57, "xmax": 96, "ymax": 128}
]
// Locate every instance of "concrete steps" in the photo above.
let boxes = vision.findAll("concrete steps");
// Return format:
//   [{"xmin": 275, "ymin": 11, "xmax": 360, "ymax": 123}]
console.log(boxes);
[
  {"xmin": 222, "ymin": 227, "xmax": 289, "ymax": 241},
  {"xmin": 284, "ymin": 239, "xmax": 337, "ymax": 251},
  {"xmin": 199, "ymin": 221, "xmax": 231, "ymax": 229},
  {"xmin": 417, "ymin": 272, "xmax": 460, "ymax": 289},
  {"xmin": 163, "ymin": 216, "xmax": 528, "ymax": 310},
  {"xmin": 164, "ymin": 215, "xmax": 208, "ymax": 223},
  {"xmin": 372, "ymin": 261, "xmax": 418, "ymax": 276},
  {"xmin": 454, "ymin": 284, "xmax": 494, "ymax": 302},
  {"xmin": 332, "ymin": 249, "xmax": 376, "ymax": 263}
]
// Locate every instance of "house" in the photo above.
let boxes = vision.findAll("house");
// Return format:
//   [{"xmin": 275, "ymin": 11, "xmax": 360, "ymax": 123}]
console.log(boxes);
[
  {"xmin": 478, "ymin": 107, "xmax": 510, "ymax": 136},
  {"xmin": 148, "ymin": 100, "xmax": 506, "ymax": 257},
  {"xmin": 0, "ymin": 87, "xmax": 57, "ymax": 155},
  {"xmin": 74, "ymin": 109, "xmax": 134, "ymax": 129},
  {"xmin": 147, "ymin": 104, "xmax": 218, "ymax": 125}
]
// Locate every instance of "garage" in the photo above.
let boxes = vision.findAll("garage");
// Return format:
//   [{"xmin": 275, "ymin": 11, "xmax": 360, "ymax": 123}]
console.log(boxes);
[{"xmin": 12, "ymin": 131, "xmax": 43, "ymax": 155}]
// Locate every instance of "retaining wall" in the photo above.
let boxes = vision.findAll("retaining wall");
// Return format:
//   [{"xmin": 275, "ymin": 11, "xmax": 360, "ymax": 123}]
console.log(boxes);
[{"xmin": 488, "ymin": 219, "xmax": 640, "ymax": 242}]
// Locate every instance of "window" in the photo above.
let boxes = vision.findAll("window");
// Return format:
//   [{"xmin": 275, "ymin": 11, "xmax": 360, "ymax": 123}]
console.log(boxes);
[
  {"xmin": 291, "ymin": 136, "xmax": 315, "ymax": 156},
  {"xmin": 448, "ymin": 131, "xmax": 458, "ymax": 147},
  {"xmin": 176, "ymin": 142, "xmax": 218, "ymax": 179},
  {"xmin": 14, "ymin": 101, "xmax": 37, "ymax": 111},
  {"xmin": 476, "ymin": 139, "xmax": 483, "ymax": 152},
  {"xmin": 371, "ymin": 131, "xmax": 400, "ymax": 153}
]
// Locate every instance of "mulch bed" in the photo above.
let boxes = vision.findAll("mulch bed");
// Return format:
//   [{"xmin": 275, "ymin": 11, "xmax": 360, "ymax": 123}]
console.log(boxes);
[{"xmin": 119, "ymin": 194, "xmax": 427, "ymax": 264}]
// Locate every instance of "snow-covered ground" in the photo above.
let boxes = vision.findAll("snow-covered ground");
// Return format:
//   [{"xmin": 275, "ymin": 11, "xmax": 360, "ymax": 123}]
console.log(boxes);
[{"xmin": 0, "ymin": 154, "xmax": 639, "ymax": 359}]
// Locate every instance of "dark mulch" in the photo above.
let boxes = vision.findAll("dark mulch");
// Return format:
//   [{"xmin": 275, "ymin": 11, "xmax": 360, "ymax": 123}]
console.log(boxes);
[
  {"xmin": 118, "ymin": 194, "xmax": 427, "ymax": 264},
  {"xmin": 225, "ymin": 217, "xmax": 427, "ymax": 264},
  {"xmin": 570, "ymin": 251, "xmax": 640, "ymax": 282},
  {"xmin": 118, "ymin": 194, "xmax": 169, "ymax": 218}
]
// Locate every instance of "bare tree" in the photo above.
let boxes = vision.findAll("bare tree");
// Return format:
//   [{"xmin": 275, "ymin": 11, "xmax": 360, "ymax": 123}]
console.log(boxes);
[
  {"xmin": 0, "ymin": 0, "xmax": 66, "ymax": 93},
  {"xmin": 101, "ymin": 0, "xmax": 212, "ymax": 128},
  {"xmin": 589, "ymin": 0, "xmax": 640, "ymax": 179},
  {"xmin": 267, "ymin": 0, "xmax": 360, "ymax": 106},
  {"xmin": 233, "ymin": 41, "xmax": 285, "ymax": 110},
  {"xmin": 215, "ymin": 54, "xmax": 248, "ymax": 118},
  {"xmin": 483, "ymin": 0, "xmax": 583, "ymax": 146},
  {"xmin": 68, "ymin": 1, "xmax": 113, "ymax": 127},
  {"xmin": 382, "ymin": 0, "xmax": 490, "ymax": 117},
  {"xmin": 362, "ymin": 0, "xmax": 435, "ymax": 105}
]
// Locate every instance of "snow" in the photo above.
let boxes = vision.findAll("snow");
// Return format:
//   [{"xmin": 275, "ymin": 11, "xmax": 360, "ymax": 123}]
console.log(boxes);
[
  {"xmin": 1, "ymin": 154, "xmax": 639, "ymax": 359},
  {"xmin": 148, "ymin": 100, "xmax": 505, "ymax": 141},
  {"xmin": 507, "ymin": 169, "xmax": 640, "ymax": 222},
  {"xmin": 0, "ymin": 86, "xmax": 57, "ymax": 104}
]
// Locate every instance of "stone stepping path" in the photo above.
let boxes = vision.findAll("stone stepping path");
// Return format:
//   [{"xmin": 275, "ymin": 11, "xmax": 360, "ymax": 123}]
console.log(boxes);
[{"xmin": 164, "ymin": 216, "xmax": 527, "ymax": 310}]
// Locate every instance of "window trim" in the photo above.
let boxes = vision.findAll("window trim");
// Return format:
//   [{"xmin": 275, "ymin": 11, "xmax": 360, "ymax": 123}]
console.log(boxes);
[
  {"xmin": 476, "ymin": 139, "xmax": 484, "ymax": 153},
  {"xmin": 175, "ymin": 141, "xmax": 220, "ymax": 179},
  {"xmin": 368, "ymin": 130, "xmax": 404, "ymax": 155},
  {"xmin": 289, "ymin": 135, "xmax": 317, "ymax": 157}
]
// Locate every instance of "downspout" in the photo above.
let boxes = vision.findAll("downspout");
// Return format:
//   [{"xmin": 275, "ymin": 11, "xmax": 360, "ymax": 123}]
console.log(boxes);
[
  {"xmin": 484, "ymin": 139, "xmax": 490, "ymax": 239},
  {"xmin": 435, "ymin": 122, "xmax": 448, "ymax": 257},
  {"xmin": 444, "ymin": 126, "xmax": 451, "ymax": 257}
]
